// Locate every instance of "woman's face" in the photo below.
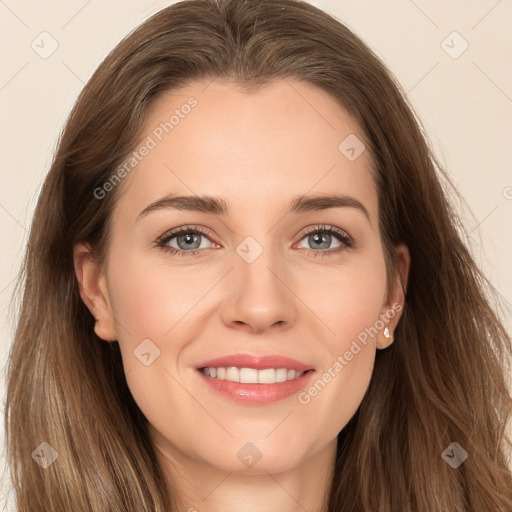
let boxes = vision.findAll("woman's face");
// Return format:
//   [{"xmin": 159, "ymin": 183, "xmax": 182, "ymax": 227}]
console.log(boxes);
[{"xmin": 75, "ymin": 78, "xmax": 409, "ymax": 476}]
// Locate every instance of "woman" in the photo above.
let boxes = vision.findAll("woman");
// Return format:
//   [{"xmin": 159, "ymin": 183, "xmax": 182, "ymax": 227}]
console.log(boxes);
[{"xmin": 4, "ymin": 0, "xmax": 512, "ymax": 510}]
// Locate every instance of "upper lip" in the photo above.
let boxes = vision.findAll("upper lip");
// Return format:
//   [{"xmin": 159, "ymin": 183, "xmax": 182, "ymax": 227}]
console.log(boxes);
[{"xmin": 196, "ymin": 353, "xmax": 314, "ymax": 372}]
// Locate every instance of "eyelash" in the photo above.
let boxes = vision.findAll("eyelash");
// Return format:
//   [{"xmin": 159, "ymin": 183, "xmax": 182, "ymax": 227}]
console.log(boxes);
[{"xmin": 155, "ymin": 224, "xmax": 355, "ymax": 259}]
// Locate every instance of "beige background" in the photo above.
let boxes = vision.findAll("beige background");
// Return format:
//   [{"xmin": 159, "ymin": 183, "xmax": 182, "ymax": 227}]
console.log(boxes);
[{"xmin": 1, "ymin": 0, "xmax": 511, "ymax": 508}]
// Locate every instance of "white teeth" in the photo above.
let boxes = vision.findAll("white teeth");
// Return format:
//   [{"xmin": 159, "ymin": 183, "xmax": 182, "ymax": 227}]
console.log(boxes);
[
  {"xmin": 275, "ymin": 368, "xmax": 287, "ymax": 382},
  {"xmin": 225, "ymin": 367, "xmax": 240, "ymax": 382},
  {"xmin": 202, "ymin": 366, "xmax": 305, "ymax": 384},
  {"xmin": 240, "ymin": 368, "xmax": 258, "ymax": 383},
  {"xmin": 258, "ymin": 368, "xmax": 275, "ymax": 384}
]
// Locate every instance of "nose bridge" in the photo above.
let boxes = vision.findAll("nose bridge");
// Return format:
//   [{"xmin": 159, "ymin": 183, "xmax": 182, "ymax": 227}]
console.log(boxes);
[{"xmin": 219, "ymin": 233, "xmax": 297, "ymax": 331}]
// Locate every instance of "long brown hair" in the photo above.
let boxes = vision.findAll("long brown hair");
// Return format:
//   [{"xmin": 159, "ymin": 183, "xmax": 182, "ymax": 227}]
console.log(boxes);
[{"xmin": 4, "ymin": 0, "xmax": 512, "ymax": 510}]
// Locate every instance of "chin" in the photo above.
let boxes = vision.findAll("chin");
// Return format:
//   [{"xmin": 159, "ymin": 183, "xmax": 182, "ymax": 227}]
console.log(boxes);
[{"xmin": 202, "ymin": 441, "xmax": 307, "ymax": 475}]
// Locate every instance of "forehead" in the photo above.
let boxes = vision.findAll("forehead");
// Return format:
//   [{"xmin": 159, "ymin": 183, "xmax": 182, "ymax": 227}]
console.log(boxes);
[{"xmin": 113, "ymin": 78, "xmax": 378, "ymax": 225}]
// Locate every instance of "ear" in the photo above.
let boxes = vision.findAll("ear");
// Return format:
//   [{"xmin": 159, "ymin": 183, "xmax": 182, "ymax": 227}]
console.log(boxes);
[
  {"xmin": 377, "ymin": 243, "xmax": 410, "ymax": 349},
  {"xmin": 73, "ymin": 242, "xmax": 118, "ymax": 342}
]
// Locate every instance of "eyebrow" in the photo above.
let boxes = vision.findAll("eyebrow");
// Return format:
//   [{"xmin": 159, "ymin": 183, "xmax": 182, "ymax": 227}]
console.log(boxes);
[{"xmin": 137, "ymin": 192, "xmax": 371, "ymax": 223}]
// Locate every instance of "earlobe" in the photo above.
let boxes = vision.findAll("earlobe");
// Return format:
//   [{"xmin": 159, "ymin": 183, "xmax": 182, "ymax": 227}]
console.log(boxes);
[
  {"xmin": 377, "ymin": 243, "xmax": 411, "ymax": 349},
  {"xmin": 73, "ymin": 243, "xmax": 118, "ymax": 342}
]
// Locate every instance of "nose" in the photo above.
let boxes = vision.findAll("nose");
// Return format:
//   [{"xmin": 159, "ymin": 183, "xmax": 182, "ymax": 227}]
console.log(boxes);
[{"xmin": 219, "ymin": 247, "xmax": 298, "ymax": 334}]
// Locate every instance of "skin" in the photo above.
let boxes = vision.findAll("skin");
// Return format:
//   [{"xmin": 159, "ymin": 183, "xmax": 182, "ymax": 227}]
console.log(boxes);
[{"xmin": 74, "ymin": 78, "xmax": 410, "ymax": 512}]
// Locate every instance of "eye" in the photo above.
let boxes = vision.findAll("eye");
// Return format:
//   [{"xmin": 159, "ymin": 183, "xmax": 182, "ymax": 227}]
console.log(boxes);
[
  {"xmin": 156, "ymin": 226, "xmax": 216, "ymax": 257},
  {"xmin": 155, "ymin": 224, "xmax": 355, "ymax": 258},
  {"xmin": 296, "ymin": 224, "xmax": 354, "ymax": 258}
]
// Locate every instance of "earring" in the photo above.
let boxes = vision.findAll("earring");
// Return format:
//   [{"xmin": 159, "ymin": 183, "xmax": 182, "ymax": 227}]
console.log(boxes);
[{"xmin": 383, "ymin": 326, "xmax": 393, "ymax": 341}]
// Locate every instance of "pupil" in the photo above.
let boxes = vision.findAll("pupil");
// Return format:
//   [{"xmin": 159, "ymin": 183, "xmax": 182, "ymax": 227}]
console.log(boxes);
[
  {"xmin": 179, "ymin": 233, "xmax": 199, "ymax": 249},
  {"xmin": 312, "ymin": 233, "xmax": 330, "ymax": 249}
]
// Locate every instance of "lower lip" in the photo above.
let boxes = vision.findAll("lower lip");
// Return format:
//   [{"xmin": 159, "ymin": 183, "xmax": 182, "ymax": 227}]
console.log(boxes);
[{"xmin": 197, "ymin": 369, "xmax": 315, "ymax": 404}]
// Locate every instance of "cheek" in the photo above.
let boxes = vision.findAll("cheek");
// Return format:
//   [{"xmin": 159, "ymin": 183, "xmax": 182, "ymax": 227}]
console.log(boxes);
[
  {"xmin": 107, "ymin": 250, "xmax": 212, "ymax": 341},
  {"xmin": 297, "ymin": 305, "xmax": 381, "ymax": 445},
  {"xmin": 105, "ymin": 254, "xmax": 196, "ymax": 440},
  {"xmin": 297, "ymin": 343, "xmax": 375, "ymax": 450},
  {"xmin": 288, "ymin": 254, "xmax": 387, "ymax": 440},
  {"xmin": 300, "ymin": 251, "xmax": 387, "ymax": 352}
]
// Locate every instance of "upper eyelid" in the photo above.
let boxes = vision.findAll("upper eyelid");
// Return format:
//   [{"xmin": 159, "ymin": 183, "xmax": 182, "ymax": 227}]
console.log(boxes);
[{"xmin": 156, "ymin": 225, "xmax": 215, "ymax": 245}]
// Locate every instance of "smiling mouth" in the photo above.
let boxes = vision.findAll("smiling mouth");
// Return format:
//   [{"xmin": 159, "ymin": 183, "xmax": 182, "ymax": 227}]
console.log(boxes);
[{"xmin": 198, "ymin": 366, "xmax": 314, "ymax": 384}]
